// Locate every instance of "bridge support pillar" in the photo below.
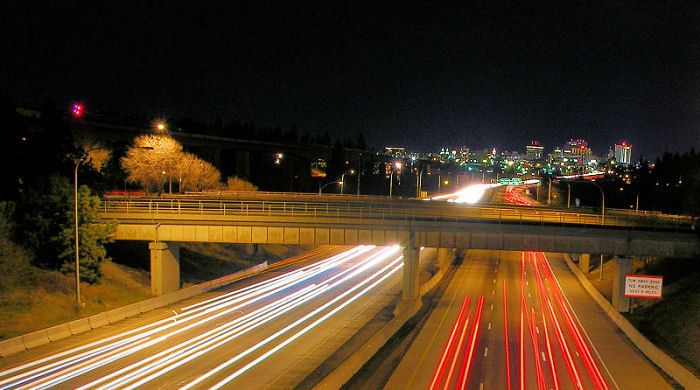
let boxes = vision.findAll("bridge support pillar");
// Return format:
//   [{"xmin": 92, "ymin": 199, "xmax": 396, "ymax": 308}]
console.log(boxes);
[
  {"xmin": 149, "ymin": 241, "xmax": 180, "ymax": 296},
  {"xmin": 437, "ymin": 247, "xmax": 453, "ymax": 270},
  {"xmin": 578, "ymin": 253, "xmax": 591, "ymax": 273},
  {"xmin": 612, "ymin": 256, "xmax": 632, "ymax": 312},
  {"xmin": 402, "ymin": 245, "xmax": 420, "ymax": 302}
]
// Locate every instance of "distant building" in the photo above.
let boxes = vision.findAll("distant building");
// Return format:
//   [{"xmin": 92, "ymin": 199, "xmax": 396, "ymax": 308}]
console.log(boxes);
[
  {"xmin": 384, "ymin": 147, "xmax": 406, "ymax": 158},
  {"xmin": 525, "ymin": 141, "xmax": 544, "ymax": 161},
  {"xmin": 614, "ymin": 142, "xmax": 632, "ymax": 165}
]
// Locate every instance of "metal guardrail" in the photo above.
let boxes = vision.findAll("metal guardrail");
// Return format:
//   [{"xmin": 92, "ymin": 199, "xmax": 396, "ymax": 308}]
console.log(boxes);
[{"xmin": 100, "ymin": 197, "xmax": 693, "ymax": 231}]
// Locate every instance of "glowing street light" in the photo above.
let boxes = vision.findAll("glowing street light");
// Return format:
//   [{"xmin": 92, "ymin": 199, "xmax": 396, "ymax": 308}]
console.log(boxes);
[
  {"xmin": 389, "ymin": 161, "xmax": 402, "ymax": 198},
  {"xmin": 154, "ymin": 121, "xmax": 167, "ymax": 132}
]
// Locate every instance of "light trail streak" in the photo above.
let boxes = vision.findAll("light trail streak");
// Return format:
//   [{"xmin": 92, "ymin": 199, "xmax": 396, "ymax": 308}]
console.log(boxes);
[
  {"xmin": 0, "ymin": 246, "xmax": 383, "ymax": 389},
  {"xmin": 503, "ymin": 280, "xmax": 512, "ymax": 390},
  {"xmin": 429, "ymin": 296, "xmax": 471, "ymax": 390},
  {"xmin": 180, "ymin": 246, "xmax": 373, "ymax": 313},
  {"xmin": 441, "ymin": 299, "xmax": 473, "ymax": 390},
  {"xmin": 1, "ymin": 246, "xmax": 371, "ymax": 388},
  {"xmin": 533, "ymin": 253, "xmax": 584, "ymax": 389},
  {"xmin": 537, "ymin": 253, "xmax": 608, "ymax": 389},
  {"xmin": 525, "ymin": 253, "xmax": 546, "ymax": 390},
  {"xmin": 520, "ymin": 252, "xmax": 526, "ymax": 390},
  {"xmin": 99, "ymin": 246, "xmax": 402, "ymax": 389},
  {"xmin": 194, "ymin": 258, "xmax": 405, "ymax": 389},
  {"xmin": 455, "ymin": 296, "xmax": 484, "ymax": 390},
  {"xmin": 80, "ymin": 284, "xmax": 329, "ymax": 390},
  {"xmin": 531, "ymin": 253, "xmax": 560, "ymax": 390}
]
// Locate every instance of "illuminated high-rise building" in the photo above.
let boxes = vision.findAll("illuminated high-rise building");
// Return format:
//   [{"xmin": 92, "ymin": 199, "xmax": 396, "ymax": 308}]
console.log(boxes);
[
  {"xmin": 525, "ymin": 141, "xmax": 543, "ymax": 161},
  {"xmin": 614, "ymin": 142, "xmax": 632, "ymax": 165}
]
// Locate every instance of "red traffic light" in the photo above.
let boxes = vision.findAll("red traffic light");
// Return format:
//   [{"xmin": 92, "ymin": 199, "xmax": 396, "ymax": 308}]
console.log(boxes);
[{"xmin": 72, "ymin": 103, "xmax": 84, "ymax": 118}]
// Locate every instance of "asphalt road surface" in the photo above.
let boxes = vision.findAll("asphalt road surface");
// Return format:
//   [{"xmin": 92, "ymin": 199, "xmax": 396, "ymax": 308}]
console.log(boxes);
[{"xmin": 386, "ymin": 250, "xmax": 673, "ymax": 390}]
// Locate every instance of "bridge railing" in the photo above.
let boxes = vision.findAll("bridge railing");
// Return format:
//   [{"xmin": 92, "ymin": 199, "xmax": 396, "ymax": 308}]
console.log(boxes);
[{"xmin": 100, "ymin": 198, "xmax": 693, "ymax": 231}]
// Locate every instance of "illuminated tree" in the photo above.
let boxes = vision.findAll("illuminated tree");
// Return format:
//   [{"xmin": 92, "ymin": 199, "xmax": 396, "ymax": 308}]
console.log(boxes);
[
  {"xmin": 224, "ymin": 176, "xmax": 258, "ymax": 191},
  {"xmin": 121, "ymin": 134, "xmax": 183, "ymax": 192},
  {"xmin": 183, "ymin": 155, "xmax": 221, "ymax": 191},
  {"xmin": 122, "ymin": 134, "xmax": 223, "ymax": 193}
]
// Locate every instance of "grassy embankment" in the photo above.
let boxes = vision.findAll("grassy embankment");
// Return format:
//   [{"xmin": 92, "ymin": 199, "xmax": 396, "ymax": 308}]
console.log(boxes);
[
  {"xmin": 0, "ymin": 208, "xmax": 309, "ymax": 340},
  {"xmin": 584, "ymin": 255, "xmax": 700, "ymax": 377}
]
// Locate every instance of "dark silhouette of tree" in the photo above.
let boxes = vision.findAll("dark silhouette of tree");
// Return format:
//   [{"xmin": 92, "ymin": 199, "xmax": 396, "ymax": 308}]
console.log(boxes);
[
  {"xmin": 0, "ymin": 93, "xmax": 25, "ymax": 200},
  {"xmin": 356, "ymin": 132, "xmax": 368, "ymax": 150},
  {"xmin": 326, "ymin": 140, "xmax": 344, "ymax": 182},
  {"xmin": 318, "ymin": 131, "xmax": 331, "ymax": 145}
]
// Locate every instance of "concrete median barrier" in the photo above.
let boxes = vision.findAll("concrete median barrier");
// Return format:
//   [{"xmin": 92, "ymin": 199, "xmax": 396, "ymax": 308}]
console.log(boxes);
[
  {"xmin": 563, "ymin": 254, "xmax": 700, "ymax": 389},
  {"xmin": 68, "ymin": 318, "xmax": 92, "ymax": 335},
  {"xmin": 106, "ymin": 307, "xmax": 129, "ymax": 324},
  {"xmin": 0, "ymin": 261, "xmax": 277, "ymax": 357},
  {"xmin": 46, "ymin": 324, "xmax": 72, "ymax": 342},
  {"xmin": 88, "ymin": 313, "xmax": 109, "ymax": 329},
  {"xmin": 22, "ymin": 330, "xmax": 50, "ymax": 349},
  {"xmin": 0, "ymin": 337, "xmax": 26, "ymax": 357}
]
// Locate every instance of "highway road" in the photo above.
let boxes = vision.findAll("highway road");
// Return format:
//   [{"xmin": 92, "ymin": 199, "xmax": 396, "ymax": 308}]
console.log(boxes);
[
  {"xmin": 0, "ymin": 245, "xmax": 429, "ymax": 389},
  {"xmin": 386, "ymin": 250, "xmax": 673, "ymax": 390}
]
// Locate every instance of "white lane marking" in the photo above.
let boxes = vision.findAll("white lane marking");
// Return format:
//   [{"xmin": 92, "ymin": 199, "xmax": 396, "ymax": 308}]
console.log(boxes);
[
  {"xmin": 490, "ymin": 304, "xmax": 494, "ymax": 311},
  {"xmin": 542, "ymin": 351, "xmax": 547, "ymax": 361},
  {"xmin": 488, "ymin": 322, "xmax": 491, "ymax": 330},
  {"xmin": 484, "ymin": 347, "xmax": 489, "ymax": 357},
  {"xmin": 536, "ymin": 326, "xmax": 539, "ymax": 334}
]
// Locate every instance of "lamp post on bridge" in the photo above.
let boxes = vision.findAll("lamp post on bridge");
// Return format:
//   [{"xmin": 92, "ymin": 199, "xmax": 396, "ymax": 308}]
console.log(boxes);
[
  {"xmin": 569, "ymin": 179, "xmax": 605, "ymax": 225},
  {"xmin": 319, "ymin": 180, "xmax": 340, "ymax": 195}
]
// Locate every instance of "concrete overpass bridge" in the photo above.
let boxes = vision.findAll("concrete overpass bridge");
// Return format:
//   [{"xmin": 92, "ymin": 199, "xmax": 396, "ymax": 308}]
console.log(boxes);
[{"xmin": 99, "ymin": 194, "xmax": 699, "ymax": 312}]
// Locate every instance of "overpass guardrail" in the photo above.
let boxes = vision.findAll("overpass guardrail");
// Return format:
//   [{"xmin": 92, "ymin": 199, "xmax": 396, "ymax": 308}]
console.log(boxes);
[{"xmin": 99, "ymin": 197, "xmax": 694, "ymax": 231}]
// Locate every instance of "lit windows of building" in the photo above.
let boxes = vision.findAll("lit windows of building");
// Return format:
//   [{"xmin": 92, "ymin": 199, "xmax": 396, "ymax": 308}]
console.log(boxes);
[
  {"xmin": 525, "ymin": 141, "xmax": 543, "ymax": 161},
  {"xmin": 614, "ymin": 142, "xmax": 632, "ymax": 165}
]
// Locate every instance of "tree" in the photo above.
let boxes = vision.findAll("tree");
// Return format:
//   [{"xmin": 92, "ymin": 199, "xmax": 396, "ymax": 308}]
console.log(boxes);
[
  {"xmin": 224, "ymin": 176, "xmax": 258, "ymax": 191},
  {"xmin": 121, "ymin": 134, "xmax": 183, "ymax": 192},
  {"xmin": 189, "ymin": 158, "xmax": 221, "ymax": 191},
  {"xmin": 122, "ymin": 134, "xmax": 223, "ymax": 193},
  {"xmin": 57, "ymin": 185, "xmax": 117, "ymax": 283},
  {"xmin": 13, "ymin": 175, "xmax": 116, "ymax": 283}
]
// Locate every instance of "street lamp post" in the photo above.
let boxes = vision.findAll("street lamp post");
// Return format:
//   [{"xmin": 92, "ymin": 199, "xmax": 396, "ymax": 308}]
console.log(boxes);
[
  {"xmin": 566, "ymin": 182, "xmax": 571, "ymax": 209},
  {"xmin": 590, "ymin": 181, "xmax": 605, "ymax": 225},
  {"xmin": 73, "ymin": 155, "xmax": 89, "ymax": 307},
  {"xmin": 340, "ymin": 173, "xmax": 346, "ymax": 194},
  {"xmin": 566, "ymin": 180, "xmax": 604, "ymax": 224},
  {"xmin": 319, "ymin": 181, "xmax": 340, "ymax": 195},
  {"xmin": 389, "ymin": 171, "xmax": 394, "ymax": 198}
]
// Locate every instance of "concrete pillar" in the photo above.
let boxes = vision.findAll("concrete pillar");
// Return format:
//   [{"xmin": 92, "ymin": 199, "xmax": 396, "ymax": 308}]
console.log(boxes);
[
  {"xmin": 579, "ymin": 253, "xmax": 591, "ymax": 273},
  {"xmin": 402, "ymin": 244, "xmax": 420, "ymax": 302},
  {"xmin": 437, "ymin": 247, "xmax": 453, "ymax": 269},
  {"xmin": 245, "ymin": 243, "xmax": 257, "ymax": 255},
  {"xmin": 149, "ymin": 241, "xmax": 180, "ymax": 296},
  {"xmin": 612, "ymin": 256, "xmax": 633, "ymax": 312}
]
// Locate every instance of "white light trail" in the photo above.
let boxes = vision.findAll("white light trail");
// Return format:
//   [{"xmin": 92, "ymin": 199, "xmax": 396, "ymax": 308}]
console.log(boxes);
[
  {"xmin": 182, "ymin": 254, "xmax": 404, "ymax": 389},
  {"xmin": 0, "ymin": 246, "xmax": 377, "ymax": 389}
]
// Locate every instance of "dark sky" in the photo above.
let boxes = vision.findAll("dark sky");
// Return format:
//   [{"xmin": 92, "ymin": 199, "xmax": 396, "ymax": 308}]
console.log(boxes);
[{"xmin": 2, "ymin": 1, "xmax": 699, "ymax": 160}]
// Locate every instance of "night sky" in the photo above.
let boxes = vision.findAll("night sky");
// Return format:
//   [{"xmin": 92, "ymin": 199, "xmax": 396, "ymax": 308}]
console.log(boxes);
[{"xmin": 3, "ymin": 1, "xmax": 699, "ymax": 160}]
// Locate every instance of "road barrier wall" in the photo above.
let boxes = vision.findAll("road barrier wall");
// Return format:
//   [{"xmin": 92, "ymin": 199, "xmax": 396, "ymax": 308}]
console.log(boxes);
[
  {"xmin": 0, "ymin": 261, "xmax": 268, "ymax": 358},
  {"xmin": 562, "ymin": 253, "xmax": 700, "ymax": 389}
]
